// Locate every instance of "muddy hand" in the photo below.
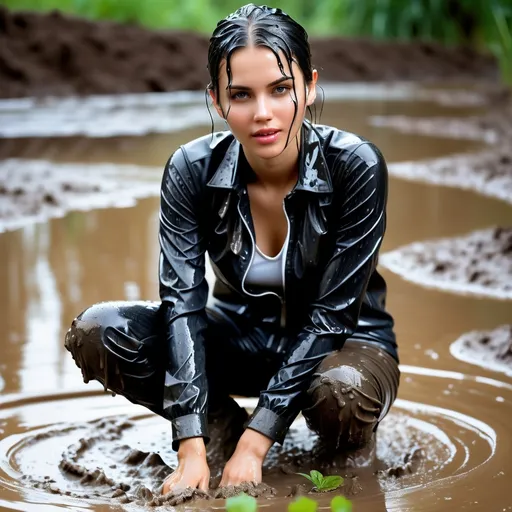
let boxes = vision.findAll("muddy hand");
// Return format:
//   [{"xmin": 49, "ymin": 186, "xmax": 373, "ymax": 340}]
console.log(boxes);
[
  {"xmin": 220, "ymin": 429, "xmax": 273, "ymax": 487},
  {"xmin": 162, "ymin": 438, "xmax": 210, "ymax": 494}
]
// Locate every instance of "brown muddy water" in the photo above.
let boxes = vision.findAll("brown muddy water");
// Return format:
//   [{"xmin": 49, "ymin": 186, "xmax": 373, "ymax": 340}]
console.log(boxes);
[{"xmin": 0, "ymin": 85, "xmax": 511, "ymax": 511}]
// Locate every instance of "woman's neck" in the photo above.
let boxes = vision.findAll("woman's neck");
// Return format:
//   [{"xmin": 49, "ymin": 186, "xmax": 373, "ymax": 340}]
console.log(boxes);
[{"xmin": 242, "ymin": 134, "xmax": 301, "ymax": 190}]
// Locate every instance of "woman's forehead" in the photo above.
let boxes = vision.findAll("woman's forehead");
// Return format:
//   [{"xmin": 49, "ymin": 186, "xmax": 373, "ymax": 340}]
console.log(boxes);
[{"xmin": 219, "ymin": 46, "xmax": 298, "ymax": 85}]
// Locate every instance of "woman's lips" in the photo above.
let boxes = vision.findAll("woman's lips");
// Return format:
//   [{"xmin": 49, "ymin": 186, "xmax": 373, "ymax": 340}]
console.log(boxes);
[{"xmin": 252, "ymin": 130, "xmax": 280, "ymax": 144}]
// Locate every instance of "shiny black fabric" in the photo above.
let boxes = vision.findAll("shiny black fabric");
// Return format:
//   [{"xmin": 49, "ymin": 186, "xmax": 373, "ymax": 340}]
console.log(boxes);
[{"xmin": 159, "ymin": 120, "xmax": 397, "ymax": 445}]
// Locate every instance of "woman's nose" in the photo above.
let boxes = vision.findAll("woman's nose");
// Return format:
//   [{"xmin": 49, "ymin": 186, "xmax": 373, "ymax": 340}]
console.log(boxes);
[{"xmin": 254, "ymin": 96, "xmax": 272, "ymax": 121}]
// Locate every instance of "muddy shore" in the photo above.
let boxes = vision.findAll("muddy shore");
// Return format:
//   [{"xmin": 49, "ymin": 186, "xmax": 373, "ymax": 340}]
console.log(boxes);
[
  {"xmin": 380, "ymin": 227, "xmax": 512, "ymax": 300},
  {"xmin": 450, "ymin": 324, "xmax": 512, "ymax": 377},
  {"xmin": 0, "ymin": 7, "xmax": 500, "ymax": 99}
]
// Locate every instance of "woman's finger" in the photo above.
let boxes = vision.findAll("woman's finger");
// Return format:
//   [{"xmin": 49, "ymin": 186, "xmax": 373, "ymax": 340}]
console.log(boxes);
[{"xmin": 199, "ymin": 474, "xmax": 209, "ymax": 491}]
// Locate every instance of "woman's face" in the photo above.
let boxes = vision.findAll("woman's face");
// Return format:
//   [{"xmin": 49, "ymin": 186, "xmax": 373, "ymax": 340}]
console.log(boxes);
[{"xmin": 211, "ymin": 46, "xmax": 317, "ymax": 165}]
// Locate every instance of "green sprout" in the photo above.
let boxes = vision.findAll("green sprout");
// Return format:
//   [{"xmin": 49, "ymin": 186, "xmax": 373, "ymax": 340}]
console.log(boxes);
[
  {"xmin": 297, "ymin": 470, "xmax": 344, "ymax": 492},
  {"xmin": 331, "ymin": 495, "xmax": 353, "ymax": 512},
  {"xmin": 288, "ymin": 496, "xmax": 318, "ymax": 512},
  {"xmin": 225, "ymin": 493, "xmax": 257, "ymax": 512}
]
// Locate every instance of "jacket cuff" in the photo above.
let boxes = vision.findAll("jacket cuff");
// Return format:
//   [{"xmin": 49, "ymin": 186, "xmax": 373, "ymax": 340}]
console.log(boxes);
[
  {"xmin": 245, "ymin": 407, "xmax": 289, "ymax": 445},
  {"xmin": 171, "ymin": 414, "xmax": 209, "ymax": 451}
]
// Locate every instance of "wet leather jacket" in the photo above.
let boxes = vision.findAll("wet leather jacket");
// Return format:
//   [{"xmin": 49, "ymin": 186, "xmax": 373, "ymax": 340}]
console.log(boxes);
[{"xmin": 159, "ymin": 120, "xmax": 397, "ymax": 447}]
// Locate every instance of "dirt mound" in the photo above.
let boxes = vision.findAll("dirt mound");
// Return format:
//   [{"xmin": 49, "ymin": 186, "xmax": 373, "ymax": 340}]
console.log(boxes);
[{"xmin": 0, "ymin": 6, "xmax": 499, "ymax": 99}]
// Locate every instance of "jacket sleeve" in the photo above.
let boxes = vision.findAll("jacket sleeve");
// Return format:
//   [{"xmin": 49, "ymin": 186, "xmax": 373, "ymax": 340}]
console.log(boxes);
[
  {"xmin": 245, "ymin": 143, "xmax": 388, "ymax": 444},
  {"xmin": 158, "ymin": 149, "xmax": 210, "ymax": 450}
]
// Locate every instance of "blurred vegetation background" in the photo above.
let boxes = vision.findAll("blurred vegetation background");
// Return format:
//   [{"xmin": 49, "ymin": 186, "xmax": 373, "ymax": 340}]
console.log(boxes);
[{"xmin": 1, "ymin": 0, "xmax": 511, "ymax": 82}]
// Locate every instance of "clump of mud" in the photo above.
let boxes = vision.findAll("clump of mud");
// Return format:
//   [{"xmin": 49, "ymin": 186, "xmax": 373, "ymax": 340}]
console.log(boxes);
[
  {"xmin": 380, "ymin": 226, "xmax": 512, "ymax": 299},
  {"xmin": 0, "ymin": 158, "xmax": 160, "ymax": 232},
  {"xmin": 0, "ymin": 7, "xmax": 498, "ymax": 99},
  {"xmin": 450, "ymin": 324, "xmax": 512, "ymax": 376}
]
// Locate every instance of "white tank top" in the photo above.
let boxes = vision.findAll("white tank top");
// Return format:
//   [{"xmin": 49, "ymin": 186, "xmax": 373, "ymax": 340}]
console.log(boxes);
[{"xmin": 245, "ymin": 240, "xmax": 287, "ymax": 291}]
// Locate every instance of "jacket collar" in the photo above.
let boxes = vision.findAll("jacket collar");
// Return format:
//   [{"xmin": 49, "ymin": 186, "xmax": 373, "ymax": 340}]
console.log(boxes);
[{"xmin": 207, "ymin": 121, "xmax": 333, "ymax": 194}]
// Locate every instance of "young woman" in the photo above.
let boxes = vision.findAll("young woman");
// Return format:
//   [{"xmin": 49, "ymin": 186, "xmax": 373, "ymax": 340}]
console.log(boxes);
[{"xmin": 65, "ymin": 4, "xmax": 399, "ymax": 494}]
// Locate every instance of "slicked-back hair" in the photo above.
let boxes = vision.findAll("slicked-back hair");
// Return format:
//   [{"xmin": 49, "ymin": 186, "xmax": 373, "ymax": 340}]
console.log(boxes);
[{"xmin": 206, "ymin": 4, "xmax": 318, "ymax": 146}]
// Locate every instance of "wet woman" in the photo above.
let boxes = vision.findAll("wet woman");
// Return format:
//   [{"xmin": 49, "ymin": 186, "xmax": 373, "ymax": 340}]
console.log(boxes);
[{"xmin": 65, "ymin": 4, "xmax": 399, "ymax": 494}]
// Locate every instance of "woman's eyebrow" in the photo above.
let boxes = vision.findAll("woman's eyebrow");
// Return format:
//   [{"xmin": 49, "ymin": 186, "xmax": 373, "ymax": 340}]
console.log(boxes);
[{"xmin": 228, "ymin": 75, "xmax": 293, "ymax": 90}]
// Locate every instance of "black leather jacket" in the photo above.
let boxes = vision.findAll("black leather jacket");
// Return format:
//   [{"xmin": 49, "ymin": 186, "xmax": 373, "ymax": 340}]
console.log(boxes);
[{"xmin": 159, "ymin": 121, "xmax": 397, "ymax": 447}]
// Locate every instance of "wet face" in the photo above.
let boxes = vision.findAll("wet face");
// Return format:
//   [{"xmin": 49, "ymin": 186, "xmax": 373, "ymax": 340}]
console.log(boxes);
[{"xmin": 210, "ymin": 45, "xmax": 317, "ymax": 167}]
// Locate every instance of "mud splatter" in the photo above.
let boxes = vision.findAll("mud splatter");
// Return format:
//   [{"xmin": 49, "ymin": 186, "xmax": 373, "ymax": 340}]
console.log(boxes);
[
  {"xmin": 450, "ymin": 324, "xmax": 512, "ymax": 376},
  {"xmin": 380, "ymin": 227, "xmax": 512, "ymax": 299}
]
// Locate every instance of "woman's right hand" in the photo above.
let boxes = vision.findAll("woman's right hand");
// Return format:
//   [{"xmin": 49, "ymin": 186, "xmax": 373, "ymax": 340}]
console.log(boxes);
[{"xmin": 162, "ymin": 437, "xmax": 210, "ymax": 494}]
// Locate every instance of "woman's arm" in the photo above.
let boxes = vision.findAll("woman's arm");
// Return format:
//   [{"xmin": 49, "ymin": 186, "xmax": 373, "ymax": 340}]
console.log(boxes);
[
  {"xmin": 159, "ymin": 148, "xmax": 210, "ymax": 451},
  {"xmin": 246, "ymin": 142, "xmax": 389, "ymax": 443}
]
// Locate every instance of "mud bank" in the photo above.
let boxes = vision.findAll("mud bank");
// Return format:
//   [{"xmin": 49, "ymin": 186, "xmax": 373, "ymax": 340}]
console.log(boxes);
[
  {"xmin": 450, "ymin": 324, "xmax": 512, "ymax": 377},
  {"xmin": 380, "ymin": 227, "xmax": 512, "ymax": 299},
  {"xmin": 0, "ymin": 159, "xmax": 160, "ymax": 232},
  {"xmin": 382, "ymin": 87, "xmax": 512, "ymax": 206},
  {"xmin": 0, "ymin": 7, "xmax": 499, "ymax": 99}
]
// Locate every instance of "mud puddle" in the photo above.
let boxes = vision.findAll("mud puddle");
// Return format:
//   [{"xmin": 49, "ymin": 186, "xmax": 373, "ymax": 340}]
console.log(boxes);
[{"xmin": 0, "ymin": 86, "xmax": 511, "ymax": 511}]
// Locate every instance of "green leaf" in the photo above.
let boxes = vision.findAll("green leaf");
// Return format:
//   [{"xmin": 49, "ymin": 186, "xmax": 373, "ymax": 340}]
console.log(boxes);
[
  {"xmin": 319, "ymin": 475, "xmax": 344, "ymax": 491},
  {"xmin": 225, "ymin": 493, "xmax": 258, "ymax": 512},
  {"xmin": 297, "ymin": 472, "xmax": 315, "ymax": 484},
  {"xmin": 330, "ymin": 495, "xmax": 353, "ymax": 512},
  {"xmin": 310, "ymin": 470, "xmax": 324, "ymax": 486},
  {"xmin": 288, "ymin": 496, "xmax": 319, "ymax": 512}
]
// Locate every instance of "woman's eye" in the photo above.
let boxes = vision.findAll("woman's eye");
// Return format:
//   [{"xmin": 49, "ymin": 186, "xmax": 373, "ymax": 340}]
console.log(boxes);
[
  {"xmin": 231, "ymin": 91, "xmax": 248, "ymax": 100},
  {"xmin": 274, "ymin": 86, "xmax": 289, "ymax": 94}
]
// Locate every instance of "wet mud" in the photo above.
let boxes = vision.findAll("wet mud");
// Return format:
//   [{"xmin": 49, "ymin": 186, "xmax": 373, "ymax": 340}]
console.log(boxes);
[
  {"xmin": 13, "ymin": 410, "xmax": 445, "ymax": 508},
  {"xmin": 0, "ymin": 158, "xmax": 160, "ymax": 232},
  {"xmin": 0, "ymin": 7, "xmax": 499, "ymax": 99},
  {"xmin": 380, "ymin": 226, "xmax": 512, "ymax": 300},
  {"xmin": 381, "ymin": 87, "xmax": 512, "ymax": 206},
  {"xmin": 450, "ymin": 324, "xmax": 512, "ymax": 377}
]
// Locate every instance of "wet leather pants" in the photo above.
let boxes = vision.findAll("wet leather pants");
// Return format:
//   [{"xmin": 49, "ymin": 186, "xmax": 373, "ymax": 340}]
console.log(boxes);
[{"xmin": 65, "ymin": 301, "xmax": 400, "ymax": 453}]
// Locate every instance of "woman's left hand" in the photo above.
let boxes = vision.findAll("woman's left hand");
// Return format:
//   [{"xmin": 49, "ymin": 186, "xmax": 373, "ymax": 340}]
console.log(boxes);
[{"xmin": 219, "ymin": 429, "xmax": 273, "ymax": 487}]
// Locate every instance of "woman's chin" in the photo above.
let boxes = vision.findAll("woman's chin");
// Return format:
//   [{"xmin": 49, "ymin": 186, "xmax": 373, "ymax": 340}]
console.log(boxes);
[{"xmin": 244, "ymin": 142, "xmax": 287, "ymax": 161}]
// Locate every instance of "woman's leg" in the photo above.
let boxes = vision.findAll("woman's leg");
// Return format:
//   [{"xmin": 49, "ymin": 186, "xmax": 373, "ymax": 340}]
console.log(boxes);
[
  {"xmin": 64, "ymin": 300, "xmax": 278, "ymax": 462},
  {"xmin": 64, "ymin": 301, "xmax": 166, "ymax": 414},
  {"xmin": 302, "ymin": 340, "xmax": 400, "ymax": 452}
]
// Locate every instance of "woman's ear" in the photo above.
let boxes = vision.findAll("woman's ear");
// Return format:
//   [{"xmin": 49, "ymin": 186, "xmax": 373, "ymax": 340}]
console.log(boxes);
[
  {"xmin": 208, "ymin": 88, "xmax": 226, "ymax": 119},
  {"xmin": 306, "ymin": 69, "xmax": 318, "ymax": 106}
]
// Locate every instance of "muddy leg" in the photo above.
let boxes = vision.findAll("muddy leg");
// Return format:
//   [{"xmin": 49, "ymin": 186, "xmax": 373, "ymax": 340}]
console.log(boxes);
[
  {"xmin": 64, "ymin": 301, "xmax": 165, "ymax": 414},
  {"xmin": 302, "ymin": 340, "xmax": 400, "ymax": 457}
]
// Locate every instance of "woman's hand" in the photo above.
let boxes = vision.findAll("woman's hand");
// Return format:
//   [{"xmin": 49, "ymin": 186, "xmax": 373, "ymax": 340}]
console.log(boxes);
[
  {"xmin": 219, "ymin": 429, "xmax": 273, "ymax": 487},
  {"xmin": 162, "ymin": 438, "xmax": 210, "ymax": 494}
]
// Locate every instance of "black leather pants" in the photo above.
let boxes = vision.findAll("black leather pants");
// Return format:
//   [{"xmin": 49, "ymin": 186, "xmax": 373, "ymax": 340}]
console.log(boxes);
[{"xmin": 65, "ymin": 301, "xmax": 400, "ymax": 453}]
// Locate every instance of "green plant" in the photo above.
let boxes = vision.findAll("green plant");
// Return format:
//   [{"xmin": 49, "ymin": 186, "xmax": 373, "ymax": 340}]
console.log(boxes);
[
  {"xmin": 297, "ymin": 470, "xmax": 344, "ymax": 492},
  {"xmin": 331, "ymin": 495, "xmax": 353, "ymax": 512},
  {"xmin": 288, "ymin": 496, "xmax": 318, "ymax": 512},
  {"xmin": 225, "ymin": 493, "xmax": 257, "ymax": 512}
]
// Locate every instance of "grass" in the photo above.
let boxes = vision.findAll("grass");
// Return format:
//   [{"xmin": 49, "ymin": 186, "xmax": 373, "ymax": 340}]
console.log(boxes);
[{"xmin": 1, "ymin": 0, "xmax": 510, "ymax": 83}]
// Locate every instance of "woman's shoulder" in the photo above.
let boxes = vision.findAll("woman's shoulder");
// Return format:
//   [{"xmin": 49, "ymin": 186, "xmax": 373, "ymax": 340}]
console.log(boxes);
[
  {"xmin": 167, "ymin": 130, "xmax": 235, "ymax": 170},
  {"xmin": 312, "ymin": 123, "xmax": 385, "ymax": 169}
]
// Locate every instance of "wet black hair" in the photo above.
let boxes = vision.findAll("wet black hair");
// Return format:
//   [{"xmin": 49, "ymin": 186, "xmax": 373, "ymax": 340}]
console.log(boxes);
[{"xmin": 205, "ymin": 4, "xmax": 320, "ymax": 145}]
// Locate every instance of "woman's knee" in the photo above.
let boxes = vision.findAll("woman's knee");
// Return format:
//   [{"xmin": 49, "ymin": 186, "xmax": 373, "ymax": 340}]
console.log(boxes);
[
  {"xmin": 64, "ymin": 302, "xmax": 125, "ymax": 382},
  {"xmin": 302, "ymin": 341, "xmax": 399, "ymax": 450}
]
